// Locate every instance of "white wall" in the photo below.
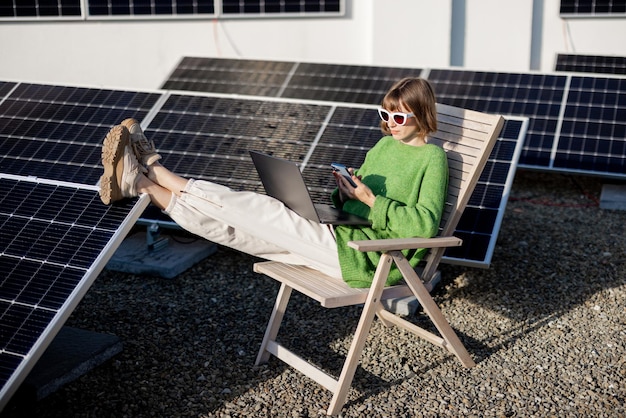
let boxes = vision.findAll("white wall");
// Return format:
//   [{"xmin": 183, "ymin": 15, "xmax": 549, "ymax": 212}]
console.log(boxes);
[
  {"xmin": 0, "ymin": 15, "xmax": 375, "ymax": 90},
  {"xmin": 463, "ymin": 0, "xmax": 534, "ymax": 71},
  {"xmin": 0, "ymin": 1, "xmax": 378, "ymax": 90},
  {"xmin": 371, "ymin": 0, "xmax": 452, "ymax": 69},
  {"xmin": 0, "ymin": 0, "xmax": 625, "ymax": 91}
]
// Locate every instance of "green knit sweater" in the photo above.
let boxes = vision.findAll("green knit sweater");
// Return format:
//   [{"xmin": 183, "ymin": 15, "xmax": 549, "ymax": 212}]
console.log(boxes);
[{"xmin": 331, "ymin": 136, "xmax": 448, "ymax": 288}]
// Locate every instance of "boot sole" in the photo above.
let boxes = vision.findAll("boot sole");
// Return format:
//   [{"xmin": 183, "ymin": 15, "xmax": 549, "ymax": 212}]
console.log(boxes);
[
  {"xmin": 120, "ymin": 118, "xmax": 138, "ymax": 131},
  {"xmin": 99, "ymin": 125, "xmax": 129, "ymax": 205}
]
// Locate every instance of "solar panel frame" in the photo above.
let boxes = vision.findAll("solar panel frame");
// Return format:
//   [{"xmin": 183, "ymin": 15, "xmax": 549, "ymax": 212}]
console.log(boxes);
[{"xmin": 0, "ymin": 174, "xmax": 150, "ymax": 411}]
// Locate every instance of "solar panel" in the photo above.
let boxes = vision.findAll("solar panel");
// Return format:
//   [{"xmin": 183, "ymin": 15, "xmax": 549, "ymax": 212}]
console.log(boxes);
[
  {"xmin": 427, "ymin": 69, "xmax": 568, "ymax": 170},
  {"xmin": 221, "ymin": 0, "xmax": 342, "ymax": 15},
  {"xmin": 88, "ymin": 0, "xmax": 215, "ymax": 17},
  {"xmin": 301, "ymin": 107, "xmax": 528, "ymax": 266},
  {"xmin": 444, "ymin": 117, "xmax": 528, "ymax": 265},
  {"xmin": 282, "ymin": 62, "xmax": 421, "ymax": 104},
  {"xmin": 0, "ymin": 0, "xmax": 81, "ymax": 18},
  {"xmin": 0, "ymin": 175, "xmax": 149, "ymax": 410},
  {"xmin": 162, "ymin": 57, "xmax": 421, "ymax": 104},
  {"xmin": 0, "ymin": 83, "xmax": 162, "ymax": 185},
  {"xmin": 560, "ymin": 0, "xmax": 626, "ymax": 16},
  {"xmin": 165, "ymin": 58, "xmax": 626, "ymax": 179},
  {"xmin": 557, "ymin": 75, "xmax": 626, "ymax": 174},
  {"xmin": 0, "ymin": 60, "xmax": 508, "ymax": 269},
  {"xmin": 8, "ymin": 54, "xmax": 621, "ymax": 260},
  {"xmin": 2, "ymin": 0, "xmax": 342, "ymax": 19},
  {"xmin": 140, "ymin": 93, "xmax": 332, "ymax": 191},
  {"xmin": 162, "ymin": 57, "xmax": 295, "ymax": 97},
  {"xmin": 556, "ymin": 53, "xmax": 626, "ymax": 75}
]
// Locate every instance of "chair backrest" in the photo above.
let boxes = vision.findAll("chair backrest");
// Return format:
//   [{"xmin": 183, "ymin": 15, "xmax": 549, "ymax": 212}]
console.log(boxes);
[{"xmin": 421, "ymin": 103, "xmax": 504, "ymax": 279}]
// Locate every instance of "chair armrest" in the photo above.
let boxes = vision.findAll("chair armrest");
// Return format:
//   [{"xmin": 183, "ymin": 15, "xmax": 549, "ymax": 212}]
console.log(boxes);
[{"xmin": 347, "ymin": 236, "xmax": 462, "ymax": 252}]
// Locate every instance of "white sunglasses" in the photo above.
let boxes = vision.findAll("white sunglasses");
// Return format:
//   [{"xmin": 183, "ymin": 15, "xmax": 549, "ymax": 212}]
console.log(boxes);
[{"xmin": 377, "ymin": 108, "xmax": 415, "ymax": 126}]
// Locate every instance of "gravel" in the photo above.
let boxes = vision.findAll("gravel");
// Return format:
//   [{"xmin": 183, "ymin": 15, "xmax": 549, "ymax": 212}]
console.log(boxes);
[{"xmin": 2, "ymin": 171, "xmax": 625, "ymax": 417}]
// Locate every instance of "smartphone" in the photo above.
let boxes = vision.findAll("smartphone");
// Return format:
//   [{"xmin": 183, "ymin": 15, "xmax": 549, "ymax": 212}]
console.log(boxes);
[{"xmin": 331, "ymin": 163, "xmax": 357, "ymax": 187}]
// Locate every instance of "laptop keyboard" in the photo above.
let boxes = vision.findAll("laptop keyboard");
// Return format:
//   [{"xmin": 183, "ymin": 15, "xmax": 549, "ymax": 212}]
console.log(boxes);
[{"xmin": 315, "ymin": 205, "xmax": 340, "ymax": 220}]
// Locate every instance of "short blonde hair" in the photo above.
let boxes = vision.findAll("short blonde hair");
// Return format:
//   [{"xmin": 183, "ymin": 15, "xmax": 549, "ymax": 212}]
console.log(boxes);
[{"xmin": 380, "ymin": 77, "xmax": 438, "ymax": 137}]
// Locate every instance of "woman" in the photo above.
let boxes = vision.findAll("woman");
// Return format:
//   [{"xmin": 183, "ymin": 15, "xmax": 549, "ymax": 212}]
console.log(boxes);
[{"xmin": 99, "ymin": 77, "xmax": 448, "ymax": 288}]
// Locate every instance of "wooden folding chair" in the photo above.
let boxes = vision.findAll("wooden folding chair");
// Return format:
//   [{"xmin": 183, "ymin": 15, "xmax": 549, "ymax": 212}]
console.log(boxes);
[{"xmin": 253, "ymin": 104, "xmax": 505, "ymax": 415}]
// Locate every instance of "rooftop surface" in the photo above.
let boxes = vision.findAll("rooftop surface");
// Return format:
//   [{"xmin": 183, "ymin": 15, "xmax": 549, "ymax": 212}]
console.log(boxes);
[{"xmin": 2, "ymin": 170, "xmax": 624, "ymax": 418}]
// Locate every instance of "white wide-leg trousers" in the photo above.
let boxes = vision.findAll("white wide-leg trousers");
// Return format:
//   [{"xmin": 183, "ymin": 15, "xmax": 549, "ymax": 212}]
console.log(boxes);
[{"xmin": 164, "ymin": 179, "xmax": 342, "ymax": 277}]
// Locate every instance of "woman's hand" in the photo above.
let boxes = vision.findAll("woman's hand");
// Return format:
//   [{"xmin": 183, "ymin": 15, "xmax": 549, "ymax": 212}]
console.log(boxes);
[{"xmin": 333, "ymin": 169, "xmax": 376, "ymax": 208}]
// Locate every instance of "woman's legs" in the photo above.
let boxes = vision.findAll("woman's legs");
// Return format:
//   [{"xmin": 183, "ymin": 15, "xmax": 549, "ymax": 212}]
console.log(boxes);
[
  {"xmin": 133, "ymin": 172, "xmax": 174, "ymax": 210},
  {"xmin": 147, "ymin": 163, "xmax": 188, "ymax": 197},
  {"xmin": 100, "ymin": 121, "xmax": 342, "ymax": 278},
  {"xmin": 134, "ymin": 162, "xmax": 188, "ymax": 210},
  {"xmin": 162, "ymin": 178, "xmax": 341, "ymax": 276}
]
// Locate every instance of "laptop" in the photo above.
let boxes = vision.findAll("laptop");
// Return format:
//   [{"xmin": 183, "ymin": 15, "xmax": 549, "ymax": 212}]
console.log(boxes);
[{"xmin": 249, "ymin": 151, "xmax": 370, "ymax": 226}]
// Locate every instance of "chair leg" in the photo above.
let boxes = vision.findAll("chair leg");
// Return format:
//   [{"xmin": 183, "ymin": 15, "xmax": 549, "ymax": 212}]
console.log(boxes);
[
  {"xmin": 256, "ymin": 282, "xmax": 293, "ymax": 366},
  {"xmin": 327, "ymin": 254, "xmax": 393, "ymax": 415},
  {"xmin": 393, "ymin": 253, "xmax": 475, "ymax": 367}
]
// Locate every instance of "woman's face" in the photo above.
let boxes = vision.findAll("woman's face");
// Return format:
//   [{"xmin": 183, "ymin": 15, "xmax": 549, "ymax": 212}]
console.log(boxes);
[{"xmin": 383, "ymin": 105, "xmax": 422, "ymax": 146}]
